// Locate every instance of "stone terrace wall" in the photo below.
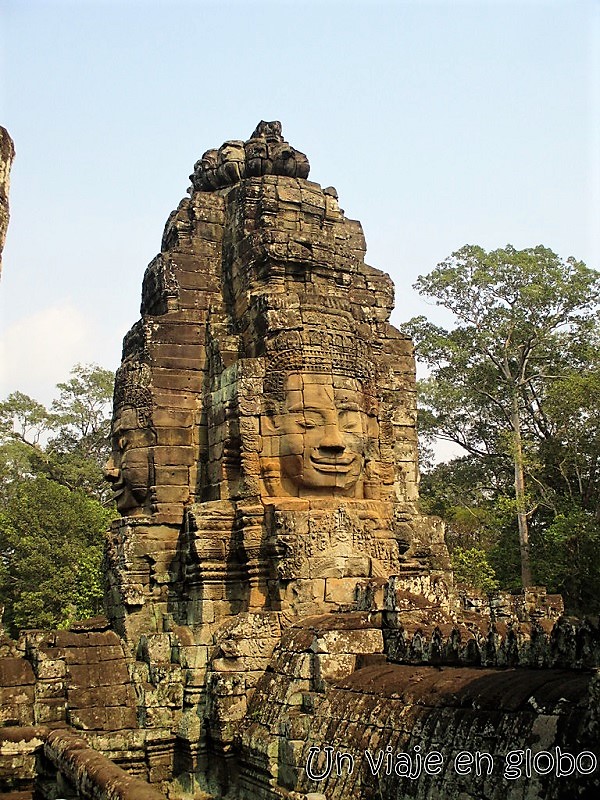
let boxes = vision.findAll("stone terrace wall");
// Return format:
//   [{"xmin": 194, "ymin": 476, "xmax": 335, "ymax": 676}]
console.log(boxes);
[
  {"xmin": 238, "ymin": 612, "xmax": 600, "ymax": 800},
  {"xmin": 40, "ymin": 729, "xmax": 168, "ymax": 800},
  {"xmin": 0, "ymin": 726, "xmax": 169, "ymax": 799},
  {"xmin": 296, "ymin": 665, "xmax": 597, "ymax": 800},
  {"xmin": 1, "ymin": 594, "xmax": 598, "ymax": 798},
  {"xmin": 0, "ymin": 726, "xmax": 46, "ymax": 796},
  {"xmin": 356, "ymin": 579, "xmax": 597, "ymax": 671},
  {"xmin": 0, "ymin": 619, "xmax": 175, "ymax": 790}
]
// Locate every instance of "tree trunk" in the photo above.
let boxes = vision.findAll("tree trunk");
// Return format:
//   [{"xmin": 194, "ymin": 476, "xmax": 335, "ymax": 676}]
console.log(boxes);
[{"xmin": 511, "ymin": 393, "xmax": 532, "ymax": 587}]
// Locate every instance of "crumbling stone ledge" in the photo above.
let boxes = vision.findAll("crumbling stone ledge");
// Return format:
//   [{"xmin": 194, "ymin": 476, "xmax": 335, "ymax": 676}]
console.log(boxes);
[
  {"xmin": 44, "ymin": 729, "xmax": 167, "ymax": 800},
  {"xmin": 0, "ymin": 726, "xmax": 47, "ymax": 793},
  {"xmin": 383, "ymin": 613, "xmax": 600, "ymax": 669}
]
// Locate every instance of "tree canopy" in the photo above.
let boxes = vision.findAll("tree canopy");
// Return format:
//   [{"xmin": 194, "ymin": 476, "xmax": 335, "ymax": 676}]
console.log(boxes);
[
  {"xmin": 407, "ymin": 244, "xmax": 600, "ymax": 610},
  {"xmin": 0, "ymin": 364, "xmax": 115, "ymax": 635},
  {"xmin": 0, "ymin": 363, "xmax": 114, "ymax": 504}
]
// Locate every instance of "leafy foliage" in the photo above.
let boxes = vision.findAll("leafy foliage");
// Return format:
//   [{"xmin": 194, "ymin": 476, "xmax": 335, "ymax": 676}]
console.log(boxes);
[
  {"xmin": 0, "ymin": 364, "xmax": 115, "ymax": 635},
  {"xmin": 0, "ymin": 477, "xmax": 111, "ymax": 632},
  {"xmin": 451, "ymin": 547, "xmax": 499, "ymax": 594},
  {"xmin": 409, "ymin": 245, "xmax": 600, "ymax": 611},
  {"xmin": 0, "ymin": 363, "xmax": 114, "ymax": 504}
]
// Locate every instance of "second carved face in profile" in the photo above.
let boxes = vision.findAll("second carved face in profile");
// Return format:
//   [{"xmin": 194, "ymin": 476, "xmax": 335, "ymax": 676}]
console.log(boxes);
[{"xmin": 104, "ymin": 406, "xmax": 156, "ymax": 516}]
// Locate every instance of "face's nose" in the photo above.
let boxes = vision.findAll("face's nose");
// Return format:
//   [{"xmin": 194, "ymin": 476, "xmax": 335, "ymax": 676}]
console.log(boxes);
[
  {"xmin": 104, "ymin": 455, "xmax": 120, "ymax": 483},
  {"xmin": 319, "ymin": 423, "xmax": 345, "ymax": 451}
]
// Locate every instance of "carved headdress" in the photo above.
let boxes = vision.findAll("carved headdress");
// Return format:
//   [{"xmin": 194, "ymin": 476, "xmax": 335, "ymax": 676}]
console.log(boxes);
[{"xmin": 113, "ymin": 360, "xmax": 153, "ymax": 428}]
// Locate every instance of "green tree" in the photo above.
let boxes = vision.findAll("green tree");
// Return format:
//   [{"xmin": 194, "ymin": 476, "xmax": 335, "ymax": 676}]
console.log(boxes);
[
  {"xmin": 407, "ymin": 244, "xmax": 600, "ymax": 590},
  {"xmin": 0, "ymin": 364, "xmax": 115, "ymax": 634},
  {"xmin": 540, "ymin": 353, "xmax": 600, "ymax": 517},
  {"xmin": 452, "ymin": 547, "xmax": 499, "ymax": 594},
  {"xmin": 0, "ymin": 476, "xmax": 111, "ymax": 634},
  {"xmin": 0, "ymin": 363, "xmax": 114, "ymax": 504}
]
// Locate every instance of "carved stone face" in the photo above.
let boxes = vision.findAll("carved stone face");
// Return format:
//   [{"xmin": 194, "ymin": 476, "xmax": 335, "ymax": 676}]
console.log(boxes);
[
  {"xmin": 266, "ymin": 373, "xmax": 376, "ymax": 497},
  {"xmin": 104, "ymin": 407, "xmax": 155, "ymax": 516}
]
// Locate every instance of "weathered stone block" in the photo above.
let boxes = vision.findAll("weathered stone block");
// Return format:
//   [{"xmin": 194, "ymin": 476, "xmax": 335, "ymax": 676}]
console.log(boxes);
[
  {"xmin": 35, "ymin": 679, "xmax": 65, "ymax": 700},
  {"xmin": 153, "ymin": 445, "xmax": 196, "ymax": 466},
  {"xmin": 30, "ymin": 657, "xmax": 66, "ymax": 680},
  {"xmin": 312, "ymin": 628, "xmax": 384, "ymax": 655},
  {"xmin": 0, "ymin": 693, "xmax": 34, "ymax": 726},
  {"xmin": 0, "ymin": 658, "xmax": 34, "ymax": 687},
  {"xmin": 324, "ymin": 578, "xmax": 359, "ymax": 605},
  {"xmin": 34, "ymin": 698, "xmax": 66, "ymax": 724},
  {"xmin": 313, "ymin": 654, "xmax": 356, "ymax": 688},
  {"xmin": 153, "ymin": 485, "xmax": 190, "ymax": 503}
]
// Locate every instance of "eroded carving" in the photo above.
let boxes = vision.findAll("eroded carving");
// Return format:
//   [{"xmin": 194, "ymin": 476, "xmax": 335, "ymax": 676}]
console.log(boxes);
[
  {"xmin": 105, "ymin": 360, "xmax": 155, "ymax": 516},
  {"xmin": 189, "ymin": 120, "xmax": 309, "ymax": 191}
]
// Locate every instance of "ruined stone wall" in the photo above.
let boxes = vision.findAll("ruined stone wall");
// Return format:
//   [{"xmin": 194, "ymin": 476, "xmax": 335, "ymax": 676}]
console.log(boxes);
[
  {"xmin": 292, "ymin": 665, "xmax": 596, "ymax": 800},
  {"xmin": 0, "ymin": 726, "xmax": 169, "ymax": 799},
  {"xmin": 0, "ymin": 126, "xmax": 15, "ymax": 277},
  {"xmin": 237, "ymin": 609, "xmax": 600, "ymax": 800},
  {"xmin": 1, "ymin": 601, "xmax": 598, "ymax": 798},
  {"xmin": 40, "ymin": 729, "xmax": 168, "ymax": 800},
  {"xmin": 0, "ymin": 619, "xmax": 174, "ymax": 792}
]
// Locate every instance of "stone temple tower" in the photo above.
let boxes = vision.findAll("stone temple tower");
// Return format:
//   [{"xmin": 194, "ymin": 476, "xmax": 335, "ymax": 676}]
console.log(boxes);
[
  {"xmin": 102, "ymin": 120, "xmax": 453, "ymax": 791},
  {"xmin": 104, "ymin": 120, "xmax": 451, "ymax": 645},
  {"xmin": 0, "ymin": 126, "xmax": 15, "ymax": 277}
]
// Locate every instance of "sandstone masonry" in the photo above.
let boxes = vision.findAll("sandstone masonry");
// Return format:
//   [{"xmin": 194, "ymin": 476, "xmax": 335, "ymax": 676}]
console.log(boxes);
[{"xmin": 0, "ymin": 122, "xmax": 597, "ymax": 800}]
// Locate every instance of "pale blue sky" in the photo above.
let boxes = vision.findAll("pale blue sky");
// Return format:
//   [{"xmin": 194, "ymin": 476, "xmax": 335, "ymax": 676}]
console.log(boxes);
[{"xmin": 1, "ymin": 0, "xmax": 598, "ymax": 418}]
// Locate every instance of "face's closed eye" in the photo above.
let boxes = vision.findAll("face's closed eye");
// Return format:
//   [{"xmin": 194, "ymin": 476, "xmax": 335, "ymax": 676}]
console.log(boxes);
[
  {"xmin": 339, "ymin": 414, "xmax": 362, "ymax": 433},
  {"xmin": 295, "ymin": 414, "xmax": 323, "ymax": 430}
]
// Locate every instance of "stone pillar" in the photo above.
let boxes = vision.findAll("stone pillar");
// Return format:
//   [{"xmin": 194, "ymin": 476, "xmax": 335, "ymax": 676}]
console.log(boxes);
[{"xmin": 0, "ymin": 126, "xmax": 15, "ymax": 277}]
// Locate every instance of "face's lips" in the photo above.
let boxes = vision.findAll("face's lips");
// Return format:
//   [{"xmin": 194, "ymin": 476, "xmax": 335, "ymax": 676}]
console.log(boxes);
[
  {"xmin": 310, "ymin": 453, "xmax": 357, "ymax": 472},
  {"xmin": 112, "ymin": 483, "xmax": 126, "ymax": 498},
  {"xmin": 111, "ymin": 478, "xmax": 142, "ymax": 500}
]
